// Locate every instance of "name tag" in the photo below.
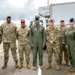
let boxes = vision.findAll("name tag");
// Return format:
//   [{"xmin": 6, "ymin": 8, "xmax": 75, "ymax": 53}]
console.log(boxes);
[{"xmin": 34, "ymin": 28, "xmax": 37, "ymax": 31}]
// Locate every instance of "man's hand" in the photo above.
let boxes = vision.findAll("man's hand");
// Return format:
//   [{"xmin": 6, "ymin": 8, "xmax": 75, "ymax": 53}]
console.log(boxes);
[
  {"xmin": 66, "ymin": 45, "xmax": 68, "ymax": 49},
  {"xmin": 59, "ymin": 37, "xmax": 62, "ymax": 41},
  {"xmin": 42, "ymin": 44, "xmax": 45, "ymax": 48},
  {"xmin": 31, "ymin": 44, "xmax": 34, "ymax": 48},
  {"xmin": 74, "ymin": 47, "xmax": 75, "ymax": 51},
  {"xmin": 49, "ymin": 40, "xmax": 54, "ymax": 45}
]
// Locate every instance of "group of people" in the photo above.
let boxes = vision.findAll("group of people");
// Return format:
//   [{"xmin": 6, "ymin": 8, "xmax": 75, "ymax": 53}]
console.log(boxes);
[{"xmin": 0, "ymin": 16, "xmax": 75, "ymax": 73}]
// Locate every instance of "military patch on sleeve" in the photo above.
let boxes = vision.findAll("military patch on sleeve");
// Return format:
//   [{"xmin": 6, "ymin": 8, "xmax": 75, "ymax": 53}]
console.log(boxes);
[{"xmin": 39, "ymin": 28, "xmax": 42, "ymax": 30}]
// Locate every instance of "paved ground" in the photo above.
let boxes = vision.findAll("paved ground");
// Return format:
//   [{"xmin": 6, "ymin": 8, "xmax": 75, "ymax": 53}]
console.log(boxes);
[
  {"xmin": 0, "ymin": 50, "xmax": 38, "ymax": 75},
  {"xmin": 0, "ymin": 44, "xmax": 75, "ymax": 75},
  {"xmin": 42, "ymin": 52, "xmax": 75, "ymax": 75}
]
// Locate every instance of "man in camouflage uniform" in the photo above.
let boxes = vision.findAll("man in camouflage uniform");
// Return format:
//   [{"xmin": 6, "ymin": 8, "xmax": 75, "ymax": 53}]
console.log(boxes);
[
  {"xmin": 46, "ymin": 19, "xmax": 61, "ymax": 70},
  {"xmin": 16, "ymin": 19, "xmax": 30, "ymax": 69},
  {"xmin": 0, "ymin": 16, "xmax": 18, "ymax": 69},
  {"xmin": 59, "ymin": 19, "xmax": 70, "ymax": 66}
]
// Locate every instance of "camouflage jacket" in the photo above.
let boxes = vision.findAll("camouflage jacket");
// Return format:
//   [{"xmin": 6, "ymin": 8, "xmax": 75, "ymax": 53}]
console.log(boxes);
[
  {"xmin": 59, "ymin": 25, "xmax": 68, "ymax": 44},
  {"xmin": 16, "ymin": 27, "xmax": 30, "ymax": 45},
  {"xmin": 0, "ymin": 22, "xmax": 17, "ymax": 43},
  {"xmin": 46, "ymin": 25, "xmax": 60, "ymax": 45}
]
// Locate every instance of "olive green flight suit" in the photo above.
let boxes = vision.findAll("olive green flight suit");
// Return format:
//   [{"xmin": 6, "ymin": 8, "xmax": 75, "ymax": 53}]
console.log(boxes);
[
  {"xmin": 29, "ymin": 24, "xmax": 46, "ymax": 66},
  {"xmin": 65, "ymin": 27, "xmax": 75, "ymax": 70}
]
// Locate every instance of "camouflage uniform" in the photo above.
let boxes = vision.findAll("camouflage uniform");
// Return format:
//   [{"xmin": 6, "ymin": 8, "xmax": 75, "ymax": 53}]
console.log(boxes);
[
  {"xmin": 16, "ymin": 27, "xmax": 30, "ymax": 64},
  {"xmin": 46, "ymin": 25, "xmax": 60, "ymax": 63},
  {"xmin": 59, "ymin": 25, "xmax": 69, "ymax": 62},
  {"xmin": 1, "ymin": 22, "xmax": 18, "ymax": 64}
]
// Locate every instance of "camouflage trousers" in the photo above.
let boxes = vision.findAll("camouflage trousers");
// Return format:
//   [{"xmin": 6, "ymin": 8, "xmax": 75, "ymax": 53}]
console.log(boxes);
[
  {"xmin": 59, "ymin": 44, "xmax": 69, "ymax": 62},
  {"xmin": 47, "ymin": 43, "xmax": 60, "ymax": 62},
  {"xmin": 18, "ymin": 45, "xmax": 30, "ymax": 64},
  {"xmin": 3, "ymin": 42, "xmax": 18, "ymax": 64}
]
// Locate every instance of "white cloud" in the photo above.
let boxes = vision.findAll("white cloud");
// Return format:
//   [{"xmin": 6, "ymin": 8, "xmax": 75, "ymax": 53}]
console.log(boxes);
[
  {"xmin": 34, "ymin": 0, "xmax": 47, "ymax": 8},
  {"xmin": 8, "ymin": 0, "xmax": 27, "ymax": 7},
  {"xmin": 50, "ymin": 0, "xmax": 75, "ymax": 4},
  {"xmin": 7, "ymin": 0, "xmax": 75, "ymax": 8},
  {"xmin": 34, "ymin": 0, "xmax": 75, "ymax": 8}
]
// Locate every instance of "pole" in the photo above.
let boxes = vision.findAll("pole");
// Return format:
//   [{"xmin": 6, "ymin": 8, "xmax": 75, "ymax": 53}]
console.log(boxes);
[{"xmin": 47, "ymin": 0, "xmax": 49, "ymax": 7}]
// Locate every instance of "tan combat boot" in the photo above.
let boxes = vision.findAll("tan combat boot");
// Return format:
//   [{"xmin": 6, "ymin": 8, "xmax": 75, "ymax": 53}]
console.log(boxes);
[
  {"xmin": 2, "ymin": 63, "xmax": 7, "ymax": 69},
  {"xmin": 68, "ymin": 68, "xmax": 75, "ymax": 72},
  {"xmin": 15, "ymin": 62, "xmax": 19, "ymax": 68},
  {"xmin": 66, "ymin": 61, "xmax": 70, "ymax": 66},
  {"xmin": 56, "ymin": 62, "xmax": 61, "ymax": 70},
  {"xmin": 46, "ymin": 62, "xmax": 51, "ymax": 69},
  {"xmin": 33, "ymin": 66, "xmax": 37, "ymax": 70},
  {"xmin": 26, "ymin": 63, "xmax": 30, "ymax": 69},
  {"xmin": 18, "ymin": 64, "xmax": 23, "ymax": 69},
  {"xmin": 40, "ymin": 66, "xmax": 43, "ymax": 70}
]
